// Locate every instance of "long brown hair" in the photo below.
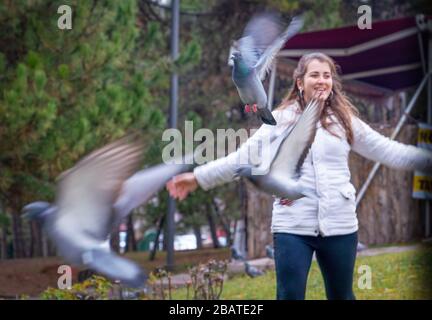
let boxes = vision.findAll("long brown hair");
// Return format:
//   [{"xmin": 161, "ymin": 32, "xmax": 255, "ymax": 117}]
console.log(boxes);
[{"xmin": 277, "ymin": 52, "xmax": 358, "ymax": 144}]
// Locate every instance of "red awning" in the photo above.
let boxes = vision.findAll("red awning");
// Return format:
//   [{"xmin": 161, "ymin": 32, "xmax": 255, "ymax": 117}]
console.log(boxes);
[{"xmin": 279, "ymin": 16, "xmax": 430, "ymax": 92}]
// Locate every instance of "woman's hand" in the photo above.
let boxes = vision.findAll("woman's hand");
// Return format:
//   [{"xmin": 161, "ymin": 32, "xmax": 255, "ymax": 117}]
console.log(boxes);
[{"xmin": 166, "ymin": 172, "xmax": 198, "ymax": 201}]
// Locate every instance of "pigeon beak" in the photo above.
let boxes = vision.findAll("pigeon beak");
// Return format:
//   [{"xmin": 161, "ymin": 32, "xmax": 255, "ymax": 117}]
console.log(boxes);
[
  {"xmin": 21, "ymin": 211, "xmax": 31, "ymax": 220},
  {"xmin": 228, "ymin": 55, "xmax": 235, "ymax": 67}
]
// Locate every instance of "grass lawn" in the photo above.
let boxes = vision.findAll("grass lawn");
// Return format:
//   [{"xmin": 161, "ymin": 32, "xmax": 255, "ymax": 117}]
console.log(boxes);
[
  {"xmin": 172, "ymin": 246, "xmax": 432, "ymax": 300},
  {"xmin": 4, "ymin": 245, "xmax": 430, "ymax": 299}
]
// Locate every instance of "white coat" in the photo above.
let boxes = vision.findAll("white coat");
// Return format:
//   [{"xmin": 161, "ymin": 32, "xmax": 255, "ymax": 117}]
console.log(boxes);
[{"xmin": 193, "ymin": 102, "xmax": 432, "ymax": 236}]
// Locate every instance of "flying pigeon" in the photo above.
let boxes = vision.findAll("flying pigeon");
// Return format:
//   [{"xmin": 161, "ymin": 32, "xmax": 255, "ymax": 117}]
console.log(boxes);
[
  {"xmin": 235, "ymin": 98, "xmax": 322, "ymax": 200},
  {"xmin": 229, "ymin": 13, "xmax": 304, "ymax": 125},
  {"xmin": 244, "ymin": 261, "xmax": 265, "ymax": 278},
  {"xmin": 22, "ymin": 137, "xmax": 193, "ymax": 288}
]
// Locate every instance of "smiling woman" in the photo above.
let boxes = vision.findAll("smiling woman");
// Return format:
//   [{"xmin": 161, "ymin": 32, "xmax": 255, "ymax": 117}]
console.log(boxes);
[{"xmin": 166, "ymin": 52, "xmax": 432, "ymax": 300}]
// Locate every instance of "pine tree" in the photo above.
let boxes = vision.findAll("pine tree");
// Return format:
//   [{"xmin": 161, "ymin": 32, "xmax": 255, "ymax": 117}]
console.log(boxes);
[{"xmin": 0, "ymin": 0, "xmax": 168, "ymax": 257}]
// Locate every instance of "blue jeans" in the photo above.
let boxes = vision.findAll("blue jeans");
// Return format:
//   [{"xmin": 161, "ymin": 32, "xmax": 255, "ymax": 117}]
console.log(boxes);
[{"xmin": 273, "ymin": 232, "xmax": 358, "ymax": 300}]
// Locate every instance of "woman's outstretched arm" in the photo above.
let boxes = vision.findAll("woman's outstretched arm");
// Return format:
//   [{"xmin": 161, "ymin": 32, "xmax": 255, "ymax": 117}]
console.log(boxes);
[
  {"xmin": 166, "ymin": 110, "xmax": 294, "ymax": 200},
  {"xmin": 166, "ymin": 121, "xmax": 275, "ymax": 201},
  {"xmin": 351, "ymin": 116, "xmax": 432, "ymax": 173}
]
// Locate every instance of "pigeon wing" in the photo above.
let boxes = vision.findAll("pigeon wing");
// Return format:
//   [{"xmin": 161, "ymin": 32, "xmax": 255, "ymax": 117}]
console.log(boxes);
[
  {"xmin": 85, "ymin": 249, "xmax": 147, "ymax": 288},
  {"xmin": 243, "ymin": 12, "xmax": 283, "ymax": 55},
  {"xmin": 254, "ymin": 16, "xmax": 304, "ymax": 80},
  {"xmin": 238, "ymin": 12, "xmax": 283, "ymax": 68},
  {"xmin": 55, "ymin": 137, "xmax": 143, "ymax": 241},
  {"xmin": 269, "ymin": 99, "xmax": 321, "ymax": 178},
  {"xmin": 113, "ymin": 159, "xmax": 193, "ymax": 228}
]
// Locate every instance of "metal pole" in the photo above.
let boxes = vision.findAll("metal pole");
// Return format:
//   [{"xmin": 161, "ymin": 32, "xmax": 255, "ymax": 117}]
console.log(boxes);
[
  {"xmin": 426, "ymin": 19, "xmax": 432, "ymax": 238},
  {"xmin": 417, "ymin": 31, "xmax": 426, "ymax": 75},
  {"xmin": 166, "ymin": 0, "xmax": 179, "ymax": 271},
  {"xmin": 356, "ymin": 73, "xmax": 431, "ymax": 206}
]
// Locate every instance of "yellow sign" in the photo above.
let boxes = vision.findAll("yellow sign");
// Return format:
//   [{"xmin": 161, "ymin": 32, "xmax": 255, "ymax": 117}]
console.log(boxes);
[
  {"xmin": 417, "ymin": 125, "xmax": 432, "ymax": 147},
  {"xmin": 413, "ymin": 123, "xmax": 432, "ymax": 199}
]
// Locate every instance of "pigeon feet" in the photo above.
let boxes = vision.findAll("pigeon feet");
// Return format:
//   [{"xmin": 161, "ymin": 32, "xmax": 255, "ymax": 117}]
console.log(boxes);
[{"xmin": 244, "ymin": 104, "xmax": 258, "ymax": 113}]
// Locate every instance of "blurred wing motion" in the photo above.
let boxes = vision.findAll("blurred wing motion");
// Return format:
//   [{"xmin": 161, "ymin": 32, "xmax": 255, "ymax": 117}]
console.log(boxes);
[
  {"xmin": 56, "ymin": 136, "xmax": 143, "ymax": 240},
  {"xmin": 113, "ymin": 156, "xmax": 194, "ymax": 226},
  {"xmin": 230, "ymin": 13, "xmax": 304, "ymax": 126},
  {"xmin": 22, "ymin": 138, "xmax": 194, "ymax": 288},
  {"xmin": 254, "ymin": 15, "xmax": 304, "ymax": 80},
  {"xmin": 53, "ymin": 136, "xmax": 146, "ymax": 287},
  {"xmin": 236, "ymin": 99, "xmax": 321, "ymax": 200},
  {"xmin": 269, "ymin": 98, "xmax": 321, "ymax": 179}
]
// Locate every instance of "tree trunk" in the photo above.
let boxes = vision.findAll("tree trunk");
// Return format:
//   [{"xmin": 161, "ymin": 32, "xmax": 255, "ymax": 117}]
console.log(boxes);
[
  {"xmin": 244, "ymin": 179, "xmax": 273, "ymax": 259},
  {"xmin": 192, "ymin": 224, "xmax": 203, "ymax": 249},
  {"xmin": 42, "ymin": 230, "xmax": 49, "ymax": 257},
  {"xmin": 29, "ymin": 221, "xmax": 35, "ymax": 257},
  {"xmin": 127, "ymin": 215, "xmax": 137, "ymax": 252},
  {"xmin": 206, "ymin": 203, "xmax": 220, "ymax": 248},
  {"xmin": 150, "ymin": 215, "xmax": 164, "ymax": 261},
  {"xmin": 239, "ymin": 178, "xmax": 249, "ymax": 255},
  {"xmin": 0, "ymin": 225, "xmax": 8, "ymax": 259},
  {"xmin": 163, "ymin": 217, "xmax": 169, "ymax": 251},
  {"xmin": 110, "ymin": 228, "xmax": 120, "ymax": 253},
  {"xmin": 212, "ymin": 198, "xmax": 232, "ymax": 246},
  {"xmin": 11, "ymin": 211, "xmax": 25, "ymax": 258},
  {"xmin": 30, "ymin": 221, "xmax": 44, "ymax": 257},
  {"xmin": 48, "ymin": 237, "xmax": 57, "ymax": 257}
]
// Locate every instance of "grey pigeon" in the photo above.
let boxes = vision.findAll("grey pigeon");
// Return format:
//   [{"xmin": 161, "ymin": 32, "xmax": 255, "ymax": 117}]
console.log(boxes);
[
  {"xmin": 265, "ymin": 245, "xmax": 274, "ymax": 260},
  {"xmin": 230, "ymin": 13, "xmax": 304, "ymax": 125},
  {"xmin": 235, "ymin": 99, "xmax": 322, "ymax": 201},
  {"xmin": 22, "ymin": 137, "xmax": 193, "ymax": 288},
  {"xmin": 244, "ymin": 261, "xmax": 265, "ymax": 278},
  {"xmin": 357, "ymin": 242, "xmax": 368, "ymax": 252},
  {"xmin": 231, "ymin": 246, "xmax": 246, "ymax": 261}
]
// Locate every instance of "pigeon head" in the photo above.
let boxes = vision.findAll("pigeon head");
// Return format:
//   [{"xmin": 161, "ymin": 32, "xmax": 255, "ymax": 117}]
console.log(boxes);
[
  {"xmin": 231, "ymin": 51, "xmax": 242, "ymax": 61},
  {"xmin": 232, "ymin": 52, "xmax": 247, "ymax": 67},
  {"xmin": 22, "ymin": 201, "xmax": 53, "ymax": 223},
  {"xmin": 228, "ymin": 42, "xmax": 239, "ymax": 67},
  {"xmin": 231, "ymin": 52, "xmax": 252, "ymax": 77}
]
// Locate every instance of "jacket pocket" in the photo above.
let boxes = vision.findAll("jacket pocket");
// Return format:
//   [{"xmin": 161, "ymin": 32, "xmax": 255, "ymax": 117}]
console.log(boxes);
[{"xmin": 339, "ymin": 184, "xmax": 356, "ymax": 201}]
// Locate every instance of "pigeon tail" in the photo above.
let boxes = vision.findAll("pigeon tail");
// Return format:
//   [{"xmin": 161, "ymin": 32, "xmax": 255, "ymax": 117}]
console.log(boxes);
[
  {"xmin": 257, "ymin": 107, "xmax": 277, "ymax": 126},
  {"xmin": 83, "ymin": 249, "xmax": 148, "ymax": 288}
]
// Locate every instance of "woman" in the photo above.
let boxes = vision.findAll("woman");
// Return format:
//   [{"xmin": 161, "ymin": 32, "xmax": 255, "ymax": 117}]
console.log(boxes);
[{"xmin": 166, "ymin": 52, "xmax": 432, "ymax": 300}]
